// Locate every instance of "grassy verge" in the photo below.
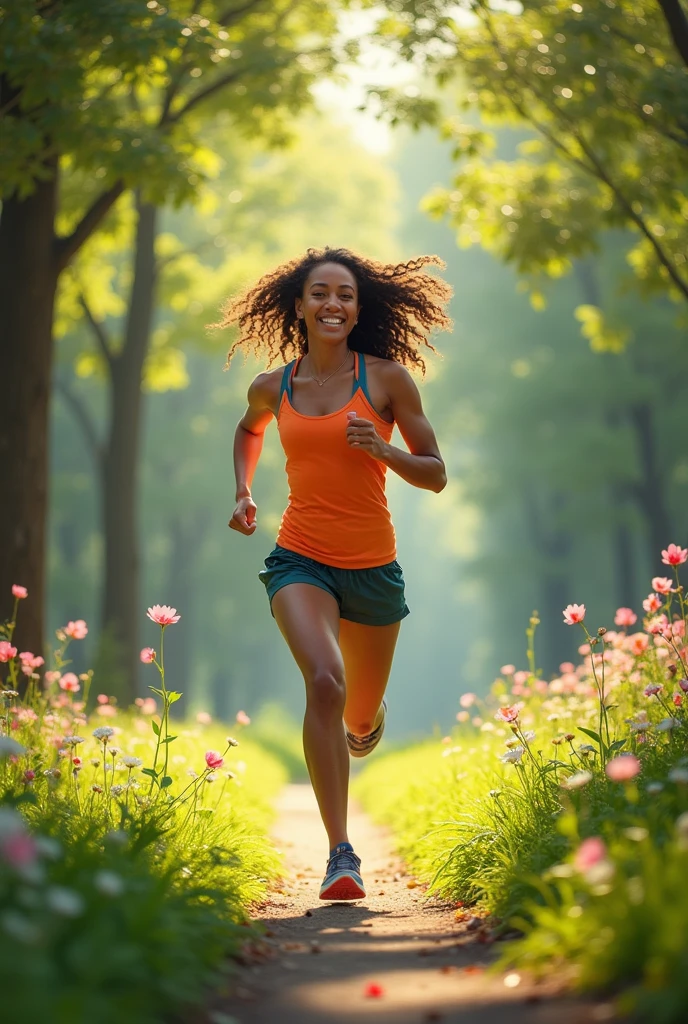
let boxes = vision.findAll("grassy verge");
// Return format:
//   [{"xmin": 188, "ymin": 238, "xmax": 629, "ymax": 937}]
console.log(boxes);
[
  {"xmin": 355, "ymin": 550, "xmax": 688, "ymax": 1020},
  {"xmin": 0, "ymin": 599, "xmax": 287, "ymax": 1024}
]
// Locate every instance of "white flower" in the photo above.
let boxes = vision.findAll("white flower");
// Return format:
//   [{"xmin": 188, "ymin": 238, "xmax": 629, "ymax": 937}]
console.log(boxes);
[
  {"xmin": 522, "ymin": 730, "xmax": 536, "ymax": 743},
  {"xmin": 109, "ymin": 784, "xmax": 125, "ymax": 797},
  {"xmin": 46, "ymin": 886, "xmax": 84, "ymax": 917},
  {"xmin": 562, "ymin": 771, "xmax": 593, "ymax": 790},
  {"xmin": 656, "ymin": 718, "xmax": 682, "ymax": 732},
  {"xmin": 108, "ymin": 746, "xmax": 121, "ymax": 757},
  {"xmin": 205, "ymin": 773, "xmax": 217, "ymax": 782},
  {"xmin": 646, "ymin": 781, "xmax": 664, "ymax": 795},
  {"xmin": 226, "ymin": 736, "xmax": 239, "ymax": 747},
  {"xmin": 0, "ymin": 736, "xmax": 26, "ymax": 759},
  {"xmin": 669, "ymin": 767, "xmax": 688, "ymax": 784},
  {"xmin": 92, "ymin": 726, "xmax": 115, "ymax": 741},
  {"xmin": 118, "ymin": 756, "xmax": 143, "ymax": 769},
  {"xmin": 94, "ymin": 870, "xmax": 125, "ymax": 897},
  {"xmin": 499, "ymin": 747, "xmax": 525, "ymax": 764},
  {"xmin": 63, "ymin": 736, "xmax": 84, "ymax": 746}
]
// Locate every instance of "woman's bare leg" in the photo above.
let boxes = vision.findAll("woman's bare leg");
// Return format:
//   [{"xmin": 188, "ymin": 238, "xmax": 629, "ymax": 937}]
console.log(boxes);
[
  {"xmin": 271, "ymin": 583, "xmax": 350, "ymax": 849},
  {"xmin": 340, "ymin": 620, "xmax": 400, "ymax": 737}
]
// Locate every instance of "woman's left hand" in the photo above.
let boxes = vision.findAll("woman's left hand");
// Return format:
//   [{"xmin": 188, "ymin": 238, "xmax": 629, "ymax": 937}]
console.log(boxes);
[{"xmin": 346, "ymin": 413, "xmax": 388, "ymax": 461}]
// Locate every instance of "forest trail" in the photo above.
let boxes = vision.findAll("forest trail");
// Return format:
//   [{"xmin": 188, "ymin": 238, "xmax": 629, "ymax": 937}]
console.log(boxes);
[{"xmin": 205, "ymin": 784, "xmax": 605, "ymax": 1024}]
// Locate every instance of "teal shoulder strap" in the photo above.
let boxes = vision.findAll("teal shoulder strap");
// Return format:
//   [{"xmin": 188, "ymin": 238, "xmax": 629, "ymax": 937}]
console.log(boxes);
[
  {"xmin": 352, "ymin": 351, "xmax": 372, "ymax": 403},
  {"xmin": 279, "ymin": 360, "xmax": 296, "ymax": 403}
]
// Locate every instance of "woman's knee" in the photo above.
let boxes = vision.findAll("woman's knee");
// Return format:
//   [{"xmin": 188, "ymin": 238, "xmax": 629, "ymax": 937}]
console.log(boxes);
[{"xmin": 305, "ymin": 666, "xmax": 346, "ymax": 716}]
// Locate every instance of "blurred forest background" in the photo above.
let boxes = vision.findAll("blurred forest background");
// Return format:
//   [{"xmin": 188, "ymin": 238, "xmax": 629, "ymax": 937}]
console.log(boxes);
[{"xmin": 4, "ymin": 0, "xmax": 687, "ymax": 738}]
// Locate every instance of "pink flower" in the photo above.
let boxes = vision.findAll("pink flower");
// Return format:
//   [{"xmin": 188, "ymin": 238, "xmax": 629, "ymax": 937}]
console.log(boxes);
[
  {"xmin": 644, "ymin": 683, "xmax": 662, "ymax": 697},
  {"xmin": 559, "ymin": 661, "xmax": 575, "ymax": 673},
  {"xmin": 23, "ymin": 769, "xmax": 35, "ymax": 782},
  {"xmin": 500, "ymin": 664, "xmax": 516, "ymax": 676},
  {"xmin": 673, "ymin": 694, "xmax": 683, "ymax": 707},
  {"xmin": 146, "ymin": 604, "xmax": 180, "ymax": 626},
  {"xmin": 563, "ymin": 603, "xmax": 586, "ymax": 625},
  {"xmin": 456, "ymin": 710, "xmax": 469, "ymax": 722},
  {"xmin": 11, "ymin": 585, "xmax": 27, "ymax": 600},
  {"xmin": 19, "ymin": 652, "xmax": 44, "ymax": 670},
  {"xmin": 1, "ymin": 832, "xmax": 37, "ymax": 869},
  {"xmin": 679, "ymin": 679, "xmax": 688, "ymax": 693},
  {"xmin": 647, "ymin": 615, "xmax": 669, "ymax": 636},
  {"xmin": 236, "ymin": 710, "xmax": 251, "ymax": 726},
  {"xmin": 205, "ymin": 750, "xmax": 224, "ymax": 770},
  {"xmin": 614, "ymin": 607, "xmax": 637, "ymax": 628},
  {"xmin": 495, "ymin": 705, "xmax": 519, "ymax": 723},
  {"xmin": 629, "ymin": 633, "xmax": 649, "ymax": 656},
  {"xmin": 459, "ymin": 693, "xmax": 476, "ymax": 708},
  {"xmin": 140, "ymin": 647, "xmax": 156, "ymax": 664},
  {"xmin": 513, "ymin": 670, "xmax": 529, "ymax": 685},
  {"xmin": 0, "ymin": 642, "xmax": 17, "ymax": 663},
  {"xmin": 662, "ymin": 543, "xmax": 688, "ymax": 566},
  {"xmin": 97, "ymin": 704, "xmax": 117, "ymax": 717},
  {"xmin": 134, "ymin": 697, "xmax": 157, "ymax": 715},
  {"xmin": 605, "ymin": 753, "xmax": 641, "ymax": 782},
  {"xmin": 64, "ymin": 619, "xmax": 88, "ymax": 640},
  {"xmin": 59, "ymin": 673, "xmax": 80, "ymax": 693},
  {"xmin": 652, "ymin": 577, "xmax": 673, "ymax": 595},
  {"xmin": 196, "ymin": 711, "xmax": 212, "ymax": 725},
  {"xmin": 44, "ymin": 670, "xmax": 60, "ymax": 684},
  {"xmin": 643, "ymin": 593, "xmax": 662, "ymax": 614},
  {"xmin": 574, "ymin": 837, "xmax": 607, "ymax": 873}
]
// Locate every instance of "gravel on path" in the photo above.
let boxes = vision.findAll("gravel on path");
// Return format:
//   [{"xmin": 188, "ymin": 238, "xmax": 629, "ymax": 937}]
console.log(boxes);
[{"xmin": 204, "ymin": 784, "xmax": 608, "ymax": 1024}]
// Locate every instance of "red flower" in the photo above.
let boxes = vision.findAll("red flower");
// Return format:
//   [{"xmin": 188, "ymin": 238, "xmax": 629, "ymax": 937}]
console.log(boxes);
[
  {"xmin": 11, "ymin": 585, "xmax": 27, "ymax": 599},
  {"xmin": 563, "ymin": 603, "xmax": 586, "ymax": 625},
  {"xmin": 661, "ymin": 543, "xmax": 688, "ymax": 566}
]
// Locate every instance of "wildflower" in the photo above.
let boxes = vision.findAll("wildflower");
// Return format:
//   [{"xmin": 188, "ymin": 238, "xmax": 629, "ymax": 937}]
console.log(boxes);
[
  {"xmin": 110, "ymin": 784, "xmax": 125, "ymax": 797},
  {"xmin": 628, "ymin": 719, "xmax": 652, "ymax": 733},
  {"xmin": 94, "ymin": 871, "xmax": 124, "ymax": 897},
  {"xmin": 647, "ymin": 615, "xmax": 670, "ymax": 636},
  {"xmin": 23, "ymin": 770, "xmax": 35, "ymax": 783},
  {"xmin": 226, "ymin": 736, "xmax": 239, "ymax": 747},
  {"xmin": 606, "ymin": 753, "xmax": 641, "ymax": 781},
  {"xmin": 139, "ymin": 647, "xmax": 156, "ymax": 664},
  {"xmin": 146, "ymin": 604, "xmax": 181, "ymax": 626},
  {"xmin": 574, "ymin": 837, "xmax": 606, "ymax": 872},
  {"xmin": 656, "ymin": 718, "xmax": 682, "ymax": 732},
  {"xmin": 0, "ymin": 820, "xmax": 37, "ymax": 871},
  {"xmin": 19, "ymin": 652, "xmax": 44, "ymax": 669},
  {"xmin": 0, "ymin": 736, "xmax": 26, "ymax": 758},
  {"xmin": 679, "ymin": 680, "xmax": 688, "ymax": 693},
  {"xmin": 46, "ymin": 887, "xmax": 84, "ymax": 917},
  {"xmin": 205, "ymin": 772, "xmax": 217, "ymax": 782},
  {"xmin": 92, "ymin": 726, "xmax": 115, "ymax": 742},
  {"xmin": 44, "ymin": 670, "xmax": 60, "ymax": 684},
  {"xmin": 0, "ymin": 642, "xmax": 17, "ymax": 663},
  {"xmin": 59, "ymin": 673, "xmax": 80, "ymax": 693},
  {"xmin": 196, "ymin": 711, "xmax": 212, "ymax": 725},
  {"xmin": 652, "ymin": 577, "xmax": 673, "ymax": 595},
  {"xmin": 614, "ymin": 607, "xmax": 637, "ymax": 628},
  {"xmin": 495, "ymin": 706, "xmax": 519, "ymax": 724},
  {"xmin": 91, "ymin": 784, "xmax": 103, "ymax": 793},
  {"xmin": 1, "ymin": 690, "xmax": 19, "ymax": 700},
  {"xmin": 673, "ymin": 694, "xmax": 683, "ymax": 706},
  {"xmin": 205, "ymin": 750, "xmax": 224, "ymax": 770},
  {"xmin": 236, "ymin": 709, "xmax": 251, "ymax": 726},
  {"xmin": 522, "ymin": 730, "xmax": 536, "ymax": 743},
  {"xmin": 562, "ymin": 771, "xmax": 593, "ymax": 790},
  {"xmin": 108, "ymin": 746, "xmax": 121, "ymax": 758},
  {"xmin": 489, "ymin": 789, "xmax": 502, "ymax": 798},
  {"xmin": 459, "ymin": 693, "xmax": 476, "ymax": 708},
  {"xmin": 661, "ymin": 543, "xmax": 688, "ymax": 566},
  {"xmin": 669, "ymin": 767, "xmax": 688, "ymax": 784},
  {"xmin": 563, "ymin": 603, "xmax": 586, "ymax": 625},
  {"xmin": 499, "ymin": 747, "xmax": 525, "ymax": 765},
  {"xmin": 64, "ymin": 620, "xmax": 88, "ymax": 639},
  {"xmin": 500, "ymin": 664, "xmax": 516, "ymax": 675},
  {"xmin": 135, "ymin": 697, "xmax": 156, "ymax": 715},
  {"xmin": 118, "ymin": 755, "xmax": 143, "ymax": 769},
  {"xmin": 187, "ymin": 769, "xmax": 199, "ymax": 778},
  {"xmin": 646, "ymin": 781, "xmax": 663, "ymax": 795},
  {"xmin": 11, "ymin": 585, "xmax": 28, "ymax": 599},
  {"xmin": 456, "ymin": 710, "xmax": 469, "ymax": 722},
  {"xmin": 644, "ymin": 683, "xmax": 662, "ymax": 697},
  {"xmin": 63, "ymin": 735, "xmax": 84, "ymax": 747},
  {"xmin": 629, "ymin": 633, "xmax": 650, "ymax": 655}
]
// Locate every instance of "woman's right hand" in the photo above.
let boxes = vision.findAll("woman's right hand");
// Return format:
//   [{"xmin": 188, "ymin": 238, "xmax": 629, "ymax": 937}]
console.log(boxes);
[{"xmin": 229, "ymin": 496, "xmax": 258, "ymax": 535}]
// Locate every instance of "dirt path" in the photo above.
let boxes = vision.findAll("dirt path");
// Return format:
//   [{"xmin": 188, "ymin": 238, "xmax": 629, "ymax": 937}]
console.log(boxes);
[{"xmin": 206, "ymin": 785, "xmax": 606, "ymax": 1024}]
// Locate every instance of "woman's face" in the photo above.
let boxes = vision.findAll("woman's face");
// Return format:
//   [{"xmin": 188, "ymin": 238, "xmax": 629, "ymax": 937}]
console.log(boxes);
[{"xmin": 295, "ymin": 262, "xmax": 360, "ymax": 346}]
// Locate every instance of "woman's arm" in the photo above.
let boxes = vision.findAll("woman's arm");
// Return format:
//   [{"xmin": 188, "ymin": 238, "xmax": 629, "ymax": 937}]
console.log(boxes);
[
  {"xmin": 229, "ymin": 372, "xmax": 280, "ymax": 535},
  {"xmin": 346, "ymin": 363, "xmax": 446, "ymax": 493}
]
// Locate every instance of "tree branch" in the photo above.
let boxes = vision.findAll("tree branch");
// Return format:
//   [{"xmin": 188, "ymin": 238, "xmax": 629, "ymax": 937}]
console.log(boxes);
[
  {"xmin": 54, "ymin": 376, "xmax": 104, "ymax": 468},
  {"xmin": 165, "ymin": 68, "xmax": 244, "ymax": 124},
  {"xmin": 78, "ymin": 293, "xmax": 114, "ymax": 367},
  {"xmin": 656, "ymin": 0, "xmax": 688, "ymax": 69},
  {"xmin": 218, "ymin": 0, "xmax": 267, "ymax": 27},
  {"xmin": 54, "ymin": 180, "xmax": 125, "ymax": 273}
]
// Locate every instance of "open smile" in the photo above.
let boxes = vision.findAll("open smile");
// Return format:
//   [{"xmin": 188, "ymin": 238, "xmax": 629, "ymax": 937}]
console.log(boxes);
[{"xmin": 318, "ymin": 316, "xmax": 345, "ymax": 326}]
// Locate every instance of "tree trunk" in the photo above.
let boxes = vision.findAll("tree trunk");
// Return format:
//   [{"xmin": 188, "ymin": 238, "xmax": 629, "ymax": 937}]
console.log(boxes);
[
  {"xmin": 100, "ymin": 196, "xmax": 158, "ymax": 703},
  {"xmin": 0, "ymin": 168, "xmax": 59, "ymax": 655},
  {"xmin": 628, "ymin": 401, "xmax": 673, "ymax": 572}
]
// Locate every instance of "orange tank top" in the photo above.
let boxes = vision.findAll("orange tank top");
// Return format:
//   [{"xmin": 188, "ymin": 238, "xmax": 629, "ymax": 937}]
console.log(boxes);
[{"xmin": 275, "ymin": 352, "xmax": 396, "ymax": 569}]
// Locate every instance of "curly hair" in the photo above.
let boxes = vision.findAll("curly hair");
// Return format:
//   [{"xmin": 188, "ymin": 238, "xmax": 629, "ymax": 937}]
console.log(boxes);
[{"xmin": 214, "ymin": 247, "xmax": 453, "ymax": 373}]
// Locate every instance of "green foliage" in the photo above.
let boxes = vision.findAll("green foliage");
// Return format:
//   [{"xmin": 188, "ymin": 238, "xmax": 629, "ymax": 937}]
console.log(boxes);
[
  {"xmin": 380, "ymin": 0, "xmax": 688, "ymax": 314},
  {"xmin": 0, "ymin": 598, "xmax": 286, "ymax": 1023}
]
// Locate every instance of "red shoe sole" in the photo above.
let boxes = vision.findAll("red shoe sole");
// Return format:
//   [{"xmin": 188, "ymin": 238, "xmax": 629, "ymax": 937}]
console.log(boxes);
[{"xmin": 319, "ymin": 876, "xmax": 366, "ymax": 901}]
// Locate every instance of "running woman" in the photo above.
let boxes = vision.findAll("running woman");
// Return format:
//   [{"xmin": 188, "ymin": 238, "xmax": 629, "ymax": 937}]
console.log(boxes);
[{"xmin": 218, "ymin": 247, "xmax": 451, "ymax": 901}]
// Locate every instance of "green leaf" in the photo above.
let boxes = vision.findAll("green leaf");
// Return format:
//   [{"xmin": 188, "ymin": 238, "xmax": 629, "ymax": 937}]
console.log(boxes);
[
  {"xmin": 149, "ymin": 686, "xmax": 165, "ymax": 698},
  {"xmin": 578, "ymin": 727, "xmax": 602, "ymax": 745},
  {"xmin": 162, "ymin": 735, "xmax": 177, "ymax": 744},
  {"xmin": 160, "ymin": 776, "xmax": 173, "ymax": 789},
  {"xmin": 167, "ymin": 691, "xmax": 183, "ymax": 704},
  {"xmin": 151, "ymin": 719, "xmax": 160, "ymax": 736},
  {"xmin": 608, "ymin": 739, "xmax": 626, "ymax": 753},
  {"xmin": 141, "ymin": 767, "xmax": 158, "ymax": 780}
]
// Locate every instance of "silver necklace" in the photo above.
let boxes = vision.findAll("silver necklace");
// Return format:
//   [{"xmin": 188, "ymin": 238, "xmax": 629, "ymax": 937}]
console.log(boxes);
[{"xmin": 305, "ymin": 348, "xmax": 351, "ymax": 387}]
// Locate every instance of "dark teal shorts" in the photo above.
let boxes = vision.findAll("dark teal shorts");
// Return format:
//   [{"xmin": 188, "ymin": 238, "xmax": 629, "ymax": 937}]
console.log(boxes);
[{"xmin": 258, "ymin": 545, "xmax": 410, "ymax": 627}]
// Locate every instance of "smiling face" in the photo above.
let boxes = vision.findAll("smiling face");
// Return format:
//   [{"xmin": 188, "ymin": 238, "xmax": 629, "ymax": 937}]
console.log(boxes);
[{"xmin": 295, "ymin": 262, "xmax": 360, "ymax": 346}]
